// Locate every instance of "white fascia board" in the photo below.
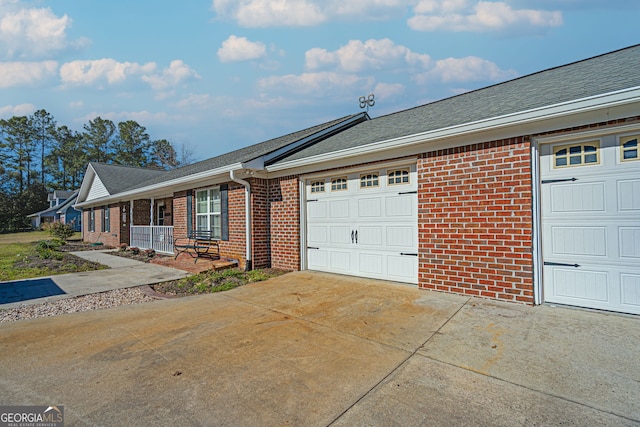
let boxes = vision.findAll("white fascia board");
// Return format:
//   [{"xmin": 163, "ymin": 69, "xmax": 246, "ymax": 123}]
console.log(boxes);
[
  {"xmin": 74, "ymin": 163, "xmax": 244, "ymax": 208},
  {"xmin": 75, "ymin": 164, "xmax": 99, "ymax": 205},
  {"xmin": 267, "ymin": 87, "xmax": 640, "ymax": 174}
]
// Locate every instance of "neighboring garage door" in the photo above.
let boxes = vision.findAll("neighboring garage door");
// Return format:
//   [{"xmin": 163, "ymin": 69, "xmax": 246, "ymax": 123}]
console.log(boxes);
[
  {"xmin": 540, "ymin": 132, "xmax": 640, "ymax": 314},
  {"xmin": 305, "ymin": 164, "xmax": 418, "ymax": 284}
]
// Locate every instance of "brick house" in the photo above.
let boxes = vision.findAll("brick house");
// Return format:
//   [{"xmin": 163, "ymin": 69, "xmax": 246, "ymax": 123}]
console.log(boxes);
[{"xmin": 75, "ymin": 45, "xmax": 640, "ymax": 315}]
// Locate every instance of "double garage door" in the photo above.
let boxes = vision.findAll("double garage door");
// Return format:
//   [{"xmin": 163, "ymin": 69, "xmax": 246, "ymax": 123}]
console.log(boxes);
[
  {"xmin": 305, "ymin": 164, "xmax": 418, "ymax": 284},
  {"xmin": 540, "ymin": 133, "xmax": 640, "ymax": 315}
]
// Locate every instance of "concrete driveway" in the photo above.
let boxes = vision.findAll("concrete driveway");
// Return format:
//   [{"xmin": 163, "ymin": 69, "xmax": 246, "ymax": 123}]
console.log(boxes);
[{"xmin": 0, "ymin": 271, "xmax": 638, "ymax": 426}]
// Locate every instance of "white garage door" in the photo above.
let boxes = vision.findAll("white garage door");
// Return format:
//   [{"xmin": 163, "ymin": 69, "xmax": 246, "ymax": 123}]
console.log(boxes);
[
  {"xmin": 540, "ymin": 133, "xmax": 640, "ymax": 314},
  {"xmin": 305, "ymin": 164, "xmax": 418, "ymax": 283}
]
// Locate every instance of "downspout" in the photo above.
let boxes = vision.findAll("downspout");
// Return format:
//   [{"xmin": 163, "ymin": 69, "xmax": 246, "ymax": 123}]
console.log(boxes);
[{"xmin": 230, "ymin": 170, "xmax": 252, "ymax": 271}]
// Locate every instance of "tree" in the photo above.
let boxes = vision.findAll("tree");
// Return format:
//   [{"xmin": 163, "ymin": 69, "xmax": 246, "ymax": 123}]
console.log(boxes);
[
  {"xmin": 114, "ymin": 120, "xmax": 151, "ymax": 167},
  {"xmin": 83, "ymin": 117, "xmax": 116, "ymax": 163},
  {"xmin": 0, "ymin": 116, "xmax": 36, "ymax": 194},
  {"xmin": 47, "ymin": 125, "xmax": 86, "ymax": 190},
  {"xmin": 151, "ymin": 139, "xmax": 179, "ymax": 169},
  {"xmin": 30, "ymin": 109, "xmax": 56, "ymax": 185}
]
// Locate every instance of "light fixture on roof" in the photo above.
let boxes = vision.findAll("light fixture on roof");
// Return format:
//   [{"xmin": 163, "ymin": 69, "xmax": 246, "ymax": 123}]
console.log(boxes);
[{"xmin": 359, "ymin": 93, "xmax": 375, "ymax": 112}]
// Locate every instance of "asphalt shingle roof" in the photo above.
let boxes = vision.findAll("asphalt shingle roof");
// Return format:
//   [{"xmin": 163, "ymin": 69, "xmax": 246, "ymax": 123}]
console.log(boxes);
[
  {"xmin": 91, "ymin": 114, "xmax": 364, "ymax": 193},
  {"xmin": 276, "ymin": 44, "xmax": 640, "ymax": 163}
]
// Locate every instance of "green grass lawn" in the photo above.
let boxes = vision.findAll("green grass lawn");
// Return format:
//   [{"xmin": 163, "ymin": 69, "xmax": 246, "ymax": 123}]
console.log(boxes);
[{"xmin": 0, "ymin": 231, "xmax": 97, "ymax": 281}]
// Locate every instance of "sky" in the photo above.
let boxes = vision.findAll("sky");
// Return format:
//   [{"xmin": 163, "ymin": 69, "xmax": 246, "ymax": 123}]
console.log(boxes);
[{"xmin": 1, "ymin": 0, "xmax": 638, "ymax": 162}]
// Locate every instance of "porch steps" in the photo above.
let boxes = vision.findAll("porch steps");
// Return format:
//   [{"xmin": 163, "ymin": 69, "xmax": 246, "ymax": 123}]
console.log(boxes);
[{"xmin": 150, "ymin": 253, "xmax": 238, "ymax": 275}]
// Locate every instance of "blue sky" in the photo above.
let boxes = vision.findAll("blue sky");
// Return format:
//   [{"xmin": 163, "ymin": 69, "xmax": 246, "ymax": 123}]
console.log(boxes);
[{"xmin": 1, "ymin": 0, "xmax": 638, "ymax": 161}]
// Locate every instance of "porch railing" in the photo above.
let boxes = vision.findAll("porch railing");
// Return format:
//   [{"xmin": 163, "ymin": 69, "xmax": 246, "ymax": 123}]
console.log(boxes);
[{"xmin": 130, "ymin": 226, "xmax": 174, "ymax": 254}]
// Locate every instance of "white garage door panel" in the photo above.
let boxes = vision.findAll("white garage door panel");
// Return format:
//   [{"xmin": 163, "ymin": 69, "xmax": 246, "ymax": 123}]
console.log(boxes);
[
  {"xmin": 306, "ymin": 165, "xmax": 418, "ymax": 284},
  {"xmin": 621, "ymin": 274, "xmax": 640, "ymax": 307},
  {"xmin": 541, "ymin": 135, "xmax": 640, "ymax": 314}
]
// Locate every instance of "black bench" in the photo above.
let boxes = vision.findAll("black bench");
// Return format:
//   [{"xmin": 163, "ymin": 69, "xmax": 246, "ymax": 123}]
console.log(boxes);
[{"xmin": 174, "ymin": 230, "xmax": 221, "ymax": 263}]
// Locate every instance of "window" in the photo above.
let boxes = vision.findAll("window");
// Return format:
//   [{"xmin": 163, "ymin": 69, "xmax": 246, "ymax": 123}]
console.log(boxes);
[
  {"xmin": 621, "ymin": 135, "xmax": 639, "ymax": 161},
  {"xmin": 310, "ymin": 180, "xmax": 325, "ymax": 193},
  {"xmin": 360, "ymin": 173, "xmax": 379, "ymax": 188},
  {"xmin": 331, "ymin": 177, "xmax": 347, "ymax": 191},
  {"xmin": 196, "ymin": 188, "xmax": 221, "ymax": 239},
  {"xmin": 101, "ymin": 206, "xmax": 110, "ymax": 232},
  {"xmin": 88, "ymin": 208, "xmax": 95, "ymax": 232},
  {"xmin": 553, "ymin": 141, "xmax": 599, "ymax": 168},
  {"xmin": 388, "ymin": 169, "xmax": 410, "ymax": 185}
]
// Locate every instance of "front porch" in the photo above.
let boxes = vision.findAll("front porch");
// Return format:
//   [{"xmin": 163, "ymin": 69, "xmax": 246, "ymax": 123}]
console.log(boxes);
[{"xmin": 130, "ymin": 225, "xmax": 174, "ymax": 254}]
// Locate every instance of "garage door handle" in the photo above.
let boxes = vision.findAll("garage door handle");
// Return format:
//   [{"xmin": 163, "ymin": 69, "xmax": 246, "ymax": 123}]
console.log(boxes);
[
  {"xmin": 398, "ymin": 191, "xmax": 417, "ymax": 195},
  {"xmin": 307, "ymin": 246, "xmax": 319, "ymax": 250},
  {"xmin": 544, "ymin": 261, "xmax": 580, "ymax": 268},
  {"xmin": 401, "ymin": 253, "xmax": 418, "ymax": 256},
  {"xmin": 541, "ymin": 178, "xmax": 577, "ymax": 184},
  {"xmin": 351, "ymin": 230, "xmax": 354, "ymax": 243},
  {"xmin": 355, "ymin": 230, "xmax": 358, "ymax": 244}
]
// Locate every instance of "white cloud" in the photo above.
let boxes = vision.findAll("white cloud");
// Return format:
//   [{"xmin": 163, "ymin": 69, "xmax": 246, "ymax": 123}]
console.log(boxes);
[
  {"xmin": 258, "ymin": 71, "xmax": 374, "ymax": 96},
  {"xmin": 59, "ymin": 58, "xmax": 156, "ymax": 86},
  {"xmin": 142, "ymin": 60, "xmax": 200, "ymax": 91},
  {"xmin": 0, "ymin": 1, "xmax": 87, "ymax": 59},
  {"xmin": 212, "ymin": 0, "xmax": 326, "ymax": 27},
  {"xmin": 306, "ymin": 38, "xmax": 432, "ymax": 72},
  {"xmin": 414, "ymin": 55, "xmax": 517, "ymax": 84},
  {"xmin": 174, "ymin": 94, "xmax": 212, "ymax": 109},
  {"xmin": 0, "ymin": 60, "xmax": 57, "ymax": 87},
  {"xmin": 409, "ymin": 1, "xmax": 563, "ymax": 32},
  {"xmin": 0, "ymin": 102, "xmax": 36, "ymax": 117},
  {"xmin": 211, "ymin": 0, "xmax": 415, "ymax": 27},
  {"xmin": 217, "ymin": 35, "xmax": 267, "ymax": 62},
  {"xmin": 373, "ymin": 82, "xmax": 405, "ymax": 99},
  {"xmin": 78, "ymin": 110, "xmax": 172, "ymax": 126}
]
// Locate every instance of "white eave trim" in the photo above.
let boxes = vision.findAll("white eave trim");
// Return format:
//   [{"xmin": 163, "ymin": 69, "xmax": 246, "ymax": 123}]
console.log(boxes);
[
  {"xmin": 74, "ymin": 162, "xmax": 243, "ymax": 208},
  {"xmin": 266, "ymin": 87, "xmax": 640, "ymax": 172}
]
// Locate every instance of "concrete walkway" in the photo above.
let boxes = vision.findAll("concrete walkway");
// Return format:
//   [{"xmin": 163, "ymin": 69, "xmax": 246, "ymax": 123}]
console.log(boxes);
[
  {"xmin": 0, "ymin": 271, "xmax": 638, "ymax": 426},
  {"xmin": 0, "ymin": 250, "xmax": 189, "ymax": 308}
]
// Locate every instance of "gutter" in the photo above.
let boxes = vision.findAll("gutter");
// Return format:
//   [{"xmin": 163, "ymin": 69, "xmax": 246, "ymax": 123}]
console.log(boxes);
[{"xmin": 230, "ymin": 169, "xmax": 252, "ymax": 271}]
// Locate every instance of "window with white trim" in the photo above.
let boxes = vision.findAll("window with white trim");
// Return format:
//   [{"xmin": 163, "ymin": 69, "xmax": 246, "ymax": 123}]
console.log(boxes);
[
  {"xmin": 331, "ymin": 177, "xmax": 347, "ymax": 191},
  {"xmin": 360, "ymin": 173, "xmax": 379, "ymax": 188},
  {"xmin": 621, "ymin": 135, "xmax": 639, "ymax": 161},
  {"xmin": 196, "ymin": 188, "xmax": 221, "ymax": 238},
  {"xmin": 101, "ymin": 206, "xmax": 110, "ymax": 232},
  {"xmin": 310, "ymin": 180, "xmax": 325, "ymax": 193},
  {"xmin": 388, "ymin": 169, "xmax": 410, "ymax": 185},
  {"xmin": 553, "ymin": 141, "xmax": 600, "ymax": 168}
]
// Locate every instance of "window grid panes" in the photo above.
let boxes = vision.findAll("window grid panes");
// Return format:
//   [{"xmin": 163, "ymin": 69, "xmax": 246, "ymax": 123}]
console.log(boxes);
[
  {"xmin": 196, "ymin": 188, "xmax": 221, "ymax": 239},
  {"xmin": 360, "ymin": 173, "xmax": 379, "ymax": 188},
  {"xmin": 310, "ymin": 181, "xmax": 325, "ymax": 193},
  {"xmin": 621, "ymin": 135, "xmax": 639, "ymax": 161},
  {"xmin": 388, "ymin": 169, "xmax": 410, "ymax": 185},
  {"xmin": 331, "ymin": 177, "xmax": 347, "ymax": 191},
  {"xmin": 553, "ymin": 141, "xmax": 599, "ymax": 168}
]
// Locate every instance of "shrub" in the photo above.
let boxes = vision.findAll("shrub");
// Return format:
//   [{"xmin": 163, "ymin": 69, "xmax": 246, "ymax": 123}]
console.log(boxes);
[{"xmin": 43, "ymin": 222, "xmax": 75, "ymax": 240}]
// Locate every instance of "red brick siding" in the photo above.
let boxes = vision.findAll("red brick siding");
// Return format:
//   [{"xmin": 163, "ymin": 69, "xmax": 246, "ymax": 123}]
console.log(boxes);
[
  {"xmin": 269, "ymin": 176, "xmax": 300, "ymax": 271},
  {"xmin": 82, "ymin": 205, "xmax": 121, "ymax": 247},
  {"xmin": 132, "ymin": 200, "xmax": 151, "ymax": 226},
  {"xmin": 251, "ymin": 178, "xmax": 270, "ymax": 269},
  {"xmin": 417, "ymin": 137, "xmax": 534, "ymax": 304}
]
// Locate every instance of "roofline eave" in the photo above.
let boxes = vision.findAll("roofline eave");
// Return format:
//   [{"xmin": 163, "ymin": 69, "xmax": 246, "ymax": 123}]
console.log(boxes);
[{"xmin": 266, "ymin": 86, "xmax": 640, "ymax": 173}]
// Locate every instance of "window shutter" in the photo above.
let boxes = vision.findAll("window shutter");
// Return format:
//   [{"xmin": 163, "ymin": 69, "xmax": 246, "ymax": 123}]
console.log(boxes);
[
  {"xmin": 186, "ymin": 190, "xmax": 192, "ymax": 234},
  {"xmin": 220, "ymin": 184, "xmax": 229, "ymax": 241}
]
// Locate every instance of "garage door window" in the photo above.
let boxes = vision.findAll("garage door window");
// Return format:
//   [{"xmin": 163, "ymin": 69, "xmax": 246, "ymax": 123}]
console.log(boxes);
[
  {"xmin": 331, "ymin": 177, "xmax": 347, "ymax": 191},
  {"xmin": 310, "ymin": 181, "xmax": 325, "ymax": 193},
  {"xmin": 360, "ymin": 173, "xmax": 379, "ymax": 188},
  {"xmin": 388, "ymin": 169, "xmax": 410, "ymax": 185},
  {"xmin": 553, "ymin": 141, "xmax": 599, "ymax": 168},
  {"xmin": 621, "ymin": 135, "xmax": 639, "ymax": 161}
]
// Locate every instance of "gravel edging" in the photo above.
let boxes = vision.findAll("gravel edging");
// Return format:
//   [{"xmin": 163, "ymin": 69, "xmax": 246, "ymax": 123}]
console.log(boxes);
[{"xmin": 0, "ymin": 287, "xmax": 162, "ymax": 323}]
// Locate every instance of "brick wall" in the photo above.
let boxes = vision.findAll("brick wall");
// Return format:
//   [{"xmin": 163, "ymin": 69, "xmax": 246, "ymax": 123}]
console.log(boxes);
[
  {"xmin": 82, "ymin": 205, "xmax": 121, "ymax": 248},
  {"xmin": 251, "ymin": 178, "xmax": 270, "ymax": 269},
  {"xmin": 417, "ymin": 137, "xmax": 534, "ymax": 304},
  {"xmin": 269, "ymin": 176, "xmax": 300, "ymax": 271}
]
